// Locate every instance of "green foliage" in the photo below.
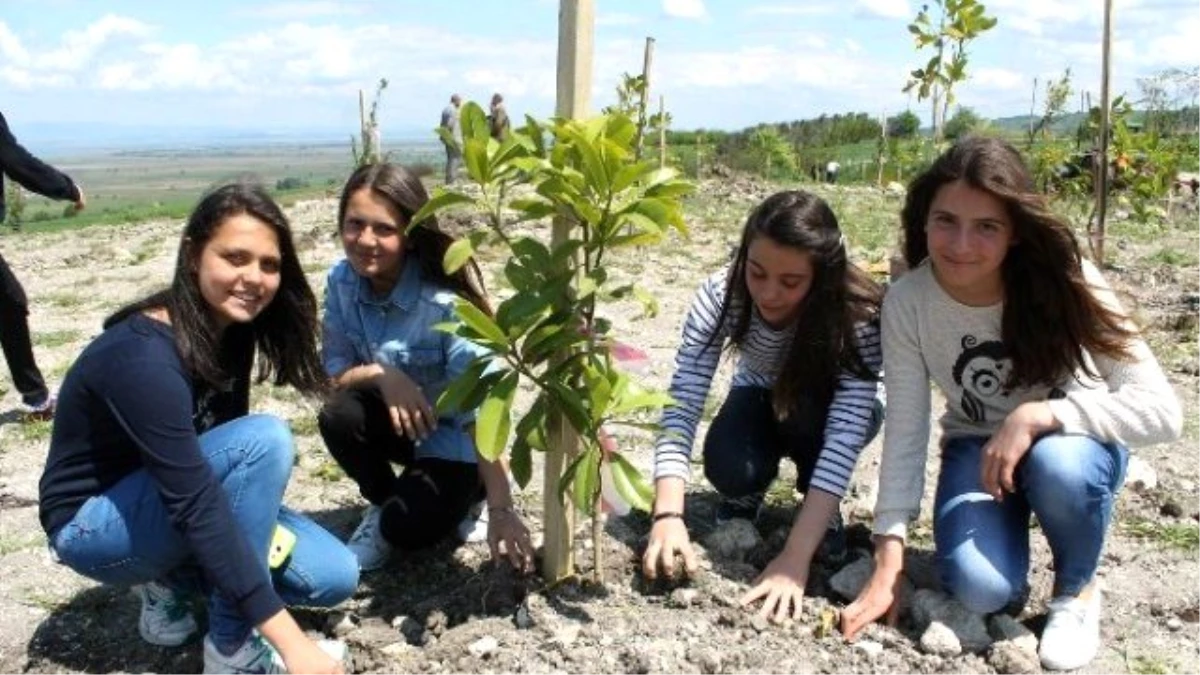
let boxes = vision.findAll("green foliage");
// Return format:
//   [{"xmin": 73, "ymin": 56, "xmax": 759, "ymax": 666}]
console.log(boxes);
[
  {"xmin": 5, "ymin": 182, "xmax": 26, "ymax": 231},
  {"xmin": 274, "ymin": 176, "xmax": 311, "ymax": 191},
  {"xmin": 1028, "ymin": 68, "xmax": 1073, "ymax": 147},
  {"xmin": 904, "ymin": 0, "xmax": 998, "ymax": 141},
  {"xmin": 1121, "ymin": 517, "xmax": 1199, "ymax": 551},
  {"xmin": 415, "ymin": 101, "xmax": 691, "ymax": 526},
  {"xmin": 943, "ymin": 106, "xmax": 985, "ymax": 140},
  {"xmin": 887, "ymin": 110, "xmax": 921, "ymax": 138},
  {"xmin": 747, "ymin": 126, "xmax": 797, "ymax": 178}
]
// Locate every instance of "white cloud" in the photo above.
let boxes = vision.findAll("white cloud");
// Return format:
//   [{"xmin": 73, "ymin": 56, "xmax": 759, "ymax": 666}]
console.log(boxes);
[
  {"xmin": 973, "ymin": 67, "xmax": 1026, "ymax": 91},
  {"xmin": 0, "ymin": 22, "xmax": 31, "ymax": 63},
  {"xmin": 856, "ymin": 0, "xmax": 911, "ymax": 20},
  {"xmin": 41, "ymin": 15, "xmax": 153, "ymax": 71},
  {"xmin": 663, "ymin": 0, "xmax": 708, "ymax": 20},
  {"xmin": 237, "ymin": 2, "xmax": 365, "ymax": 19}
]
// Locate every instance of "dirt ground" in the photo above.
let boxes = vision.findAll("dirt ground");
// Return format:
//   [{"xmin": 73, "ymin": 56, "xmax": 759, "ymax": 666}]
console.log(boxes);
[{"xmin": 0, "ymin": 179, "xmax": 1196, "ymax": 674}]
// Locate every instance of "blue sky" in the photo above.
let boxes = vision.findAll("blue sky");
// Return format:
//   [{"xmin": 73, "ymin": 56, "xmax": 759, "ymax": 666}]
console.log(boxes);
[{"xmin": 1, "ymin": 0, "xmax": 1196, "ymax": 143}]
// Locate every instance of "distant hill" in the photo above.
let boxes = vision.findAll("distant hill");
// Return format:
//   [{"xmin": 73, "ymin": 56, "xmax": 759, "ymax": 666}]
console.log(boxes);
[{"xmin": 987, "ymin": 112, "xmax": 1090, "ymax": 136}]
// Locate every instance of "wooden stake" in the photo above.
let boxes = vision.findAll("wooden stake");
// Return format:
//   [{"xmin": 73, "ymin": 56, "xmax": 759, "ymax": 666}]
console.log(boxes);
[
  {"xmin": 635, "ymin": 37, "xmax": 655, "ymax": 160},
  {"xmin": 1093, "ymin": 0, "xmax": 1113, "ymax": 264},
  {"xmin": 543, "ymin": 0, "xmax": 594, "ymax": 584},
  {"xmin": 658, "ymin": 95, "xmax": 666, "ymax": 169}
]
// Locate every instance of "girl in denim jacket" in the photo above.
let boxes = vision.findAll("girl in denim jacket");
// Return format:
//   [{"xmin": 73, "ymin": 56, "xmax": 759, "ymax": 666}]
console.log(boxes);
[{"xmin": 319, "ymin": 163, "xmax": 531, "ymax": 573}]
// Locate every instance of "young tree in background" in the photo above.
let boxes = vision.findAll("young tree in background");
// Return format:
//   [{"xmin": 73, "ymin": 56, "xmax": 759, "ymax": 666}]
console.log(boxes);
[{"xmin": 904, "ymin": 0, "xmax": 997, "ymax": 142}]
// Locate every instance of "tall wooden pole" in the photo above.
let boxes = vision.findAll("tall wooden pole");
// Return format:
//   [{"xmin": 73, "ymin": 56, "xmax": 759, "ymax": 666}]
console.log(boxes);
[
  {"xmin": 1028, "ymin": 76, "xmax": 1038, "ymax": 147},
  {"xmin": 658, "ymin": 95, "xmax": 666, "ymax": 169},
  {"xmin": 544, "ymin": 0, "xmax": 593, "ymax": 583},
  {"xmin": 1093, "ymin": 0, "xmax": 1113, "ymax": 264},
  {"xmin": 635, "ymin": 37, "xmax": 655, "ymax": 160}
]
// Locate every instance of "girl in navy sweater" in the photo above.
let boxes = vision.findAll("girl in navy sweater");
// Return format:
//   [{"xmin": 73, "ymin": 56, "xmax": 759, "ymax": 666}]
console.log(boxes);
[{"xmin": 40, "ymin": 184, "xmax": 356, "ymax": 674}]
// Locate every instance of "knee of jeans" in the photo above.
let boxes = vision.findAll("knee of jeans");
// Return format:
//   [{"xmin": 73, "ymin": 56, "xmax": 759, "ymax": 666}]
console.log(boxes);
[
  {"xmin": 241, "ymin": 414, "xmax": 295, "ymax": 477},
  {"xmin": 1023, "ymin": 436, "xmax": 1106, "ymax": 502},
  {"xmin": 940, "ymin": 555, "xmax": 1018, "ymax": 615},
  {"xmin": 303, "ymin": 549, "xmax": 359, "ymax": 607}
]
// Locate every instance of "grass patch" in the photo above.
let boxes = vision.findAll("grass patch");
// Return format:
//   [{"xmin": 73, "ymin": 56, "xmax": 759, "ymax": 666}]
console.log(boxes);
[
  {"xmin": 19, "ymin": 419, "xmax": 54, "ymax": 442},
  {"xmin": 42, "ymin": 292, "xmax": 86, "ymax": 308},
  {"xmin": 0, "ymin": 532, "xmax": 45, "ymax": 556},
  {"xmin": 310, "ymin": 460, "xmax": 346, "ymax": 482},
  {"xmin": 1121, "ymin": 517, "xmax": 1200, "ymax": 551},
  {"xmin": 35, "ymin": 329, "xmax": 83, "ymax": 348},
  {"xmin": 1142, "ymin": 246, "xmax": 1199, "ymax": 267},
  {"xmin": 289, "ymin": 415, "xmax": 320, "ymax": 439}
]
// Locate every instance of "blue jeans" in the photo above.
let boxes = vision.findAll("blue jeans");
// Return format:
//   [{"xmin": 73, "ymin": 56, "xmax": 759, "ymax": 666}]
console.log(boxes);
[
  {"xmin": 933, "ymin": 433, "xmax": 1128, "ymax": 614},
  {"xmin": 50, "ymin": 414, "xmax": 358, "ymax": 651}
]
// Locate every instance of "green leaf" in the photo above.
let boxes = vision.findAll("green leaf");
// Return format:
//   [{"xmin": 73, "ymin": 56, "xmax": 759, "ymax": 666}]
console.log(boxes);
[
  {"xmin": 607, "ymin": 451, "xmax": 654, "ymax": 513},
  {"xmin": 460, "ymin": 101, "xmax": 490, "ymax": 141},
  {"xmin": 475, "ymin": 371, "xmax": 518, "ymax": 461},
  {"xmin": 409, "ymin": 190, "xmax": 474, "ymax": 231},
  {"xmin": 609, "ymin": 386, "xmax": 674, "ymax": 416},
  {"xmin": 462, "ymin": 138, "xmax": 490, "ymax": 183},
  {"xmin": 563, "ymin": 445, "xmax": 601, "ymax": 514},
  {"xmin": 455, "ymin": 298, "xmax": 508, "ymax": 347},
  {"xmin": 496, "ymin": 289, "xmax": 553, "ymax": 337},
  {"xmin": 442, "ymin": 238, "xmax": 474, "ymax": 274},
  {"xmin": 510, "ymin": 197, "xmax": 557, "ymax": 222},
  {"xmin": 510, "ymin": 434, "xmax": 533, "ymax": 488},
  {"xmin": 435, "ymin": 358, "xmax": 493, "ymax": 415},
  {"xmin": 546, "ymin": 380, "xmax": 591, "ymax": 435}
]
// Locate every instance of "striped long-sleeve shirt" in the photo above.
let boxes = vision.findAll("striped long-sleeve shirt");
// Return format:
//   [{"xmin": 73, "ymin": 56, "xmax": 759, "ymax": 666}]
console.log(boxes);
[{"xmin": 652, "ymin": 267, "xmax": 883, "ymax": 498}]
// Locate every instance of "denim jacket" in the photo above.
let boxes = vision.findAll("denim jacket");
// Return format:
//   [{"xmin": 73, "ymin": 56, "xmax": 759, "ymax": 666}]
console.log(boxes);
[{"xmin": 322, "ymin": 259, "xmax": 491, "ymax": 464}]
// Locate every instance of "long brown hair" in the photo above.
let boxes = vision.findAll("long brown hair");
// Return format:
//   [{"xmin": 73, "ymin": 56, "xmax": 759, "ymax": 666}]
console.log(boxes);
[
  {"xmin": 107, "ymin": 182, "xmax": 325, "ymax": 395},
  {"xmin": 901, "ymin": 135, "xmax": 1137, "ymax": 388},
  {"xmin": 709, "ymin": 190, "xmax": 883, "ymax": 419},
  {"xmin": 338, "ymin": 163, "xmax": 491, "ymax": 314}
]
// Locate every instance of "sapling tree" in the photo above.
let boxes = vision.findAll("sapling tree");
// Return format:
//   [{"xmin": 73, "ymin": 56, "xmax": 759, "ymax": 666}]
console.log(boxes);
[
  {"xmin": 904, "ymin": 0, "xmax": 997, "ymax": 142},
  {"xmin": 351, "ymin": 78, "xmax": 389, "ymax": 167},
  {"xmin": 414, "ymin": 101, "xmax": 693, "ymax": 583}
]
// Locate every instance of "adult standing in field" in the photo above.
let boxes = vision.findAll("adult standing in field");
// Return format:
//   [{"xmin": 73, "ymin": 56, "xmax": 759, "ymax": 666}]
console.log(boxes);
[
  {"xmin": 439, "ymin": 94, "xmax": 462, "ymax": 185},
  {"xmin": 488, "ymin": 93, "xmax": 510, "ymax": 142},
  {"xmin": 825, "ymin": 159, "xmax": 841, "ymax": 184},
  {"xmin": 0, "ymin": 110, "xmax": 86, "ymax": 420}
]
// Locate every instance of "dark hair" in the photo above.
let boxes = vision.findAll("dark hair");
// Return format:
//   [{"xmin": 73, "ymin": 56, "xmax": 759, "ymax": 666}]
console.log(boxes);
[
  {"xmin": 106, "ymin": 182, "xmax": 325, "ymax": 394},
  {"xmin": 709, "ymin": 190, "xmax": 883, "ymax": 419},
  {"xmin": 901, "ymin": 135, "xmax": 1137, "ymax": 388},
  {"xmin": 338, "ymin": 162, "xmax": 491, "ymax": 314}
]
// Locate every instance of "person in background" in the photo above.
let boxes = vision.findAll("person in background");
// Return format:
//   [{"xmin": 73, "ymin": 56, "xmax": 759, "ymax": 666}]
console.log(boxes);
[
  {"xmin": 439, "ymin": 94, "xmax": 462, "ymax": 185},
  {"xmin": 488, "ymin": 93, "xmax": 510, "ymax": 142},
  {"xmin": 840, "ymin": 137, "xmax": 1181, "ymax": 671},
  {"xmin": 0, "ymin": 110, "xmax": 87, "ymax": 420}
]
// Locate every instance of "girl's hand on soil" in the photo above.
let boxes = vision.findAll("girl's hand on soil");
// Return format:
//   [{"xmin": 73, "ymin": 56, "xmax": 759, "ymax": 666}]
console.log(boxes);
[
  {"xmin": 981, "ymin": 401, "xmax": 1060, "ymax": 502},
  {"xmin": 642, "ymin": 516, "xmax": 698, "ymax": 580},
  {"xmin": 488, "ymin": 507, "xmax": 534, "ymax": 573},
  {"xmin": 840, "ymin": 537, "xmax": 904, "ymax": 640},
  {"xmin": 377, "ymin": 366, "xmax": 436, "ymax": 441},
  {"xmin": 280, "ymin": 639, "xmax": 344, "ymax": 675},
  {"xmin": 739, "ymin": 551, "xmax": 808, "ymax": 622}
]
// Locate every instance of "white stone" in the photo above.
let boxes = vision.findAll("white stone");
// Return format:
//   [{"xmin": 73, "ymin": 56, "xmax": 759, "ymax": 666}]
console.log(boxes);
[
  {"xmin": 1125, "ymin": 456, "xmax": 1158, "ymax": 492},
  {"xmin": 468, "ymin": 635, "xmax": 499, "ymax": 658},
  {"xmin": 988, "ymin": 614, "xmax": 1038, "ymax": 655},
  {"xmin": 852, "ymin": 639, "xmax": 884, "ymax": 658},
  {"xmin": 920, "ymin": 621, "xmax": 962, "ymax": 656}
]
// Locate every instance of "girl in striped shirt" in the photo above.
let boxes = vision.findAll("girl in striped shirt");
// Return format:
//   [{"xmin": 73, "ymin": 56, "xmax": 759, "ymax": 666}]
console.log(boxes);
[{"xmin": 642, "ymin": 190, "xmax": 885, "ymax": 623}]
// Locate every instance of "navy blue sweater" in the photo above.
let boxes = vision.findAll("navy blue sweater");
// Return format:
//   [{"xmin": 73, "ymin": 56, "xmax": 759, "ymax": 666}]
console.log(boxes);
[
  {"xmin": 39, "ymin": 314, "xmax": 284, "ymax": 626},
  {"xmin": 0, "ymin": 111, "xmax": 80, "ymax": 222}
]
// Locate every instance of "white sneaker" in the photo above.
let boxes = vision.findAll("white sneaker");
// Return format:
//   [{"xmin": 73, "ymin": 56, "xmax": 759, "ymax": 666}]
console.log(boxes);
[
  {"xmin": 346, "ymin": 504, "xmax": 392, "ymax": 572},
  {"xmin": 134, "ymin": 581, "xmax": 198, "ymax": 647},
  {"xmin": 203, "ymin": 633, "xmax": 283, "ymax": 674},
  {"xmin": 1039, "ymin": 585, "xmax": 1102, "ymax": 671},
  {"xmin": 455, "ymin": 500, "xmax": 489, "ymax": 543},
  {"xmin": 202, "ymin": 633, "xmax": 347, "ymax": 674}
]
